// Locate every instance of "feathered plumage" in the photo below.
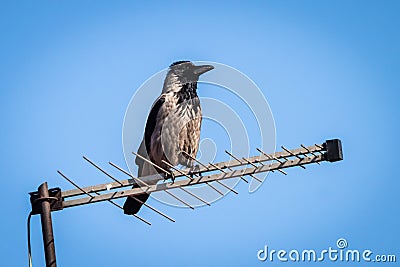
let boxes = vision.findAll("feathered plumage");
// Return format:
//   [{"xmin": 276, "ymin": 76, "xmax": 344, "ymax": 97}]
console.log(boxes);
[{"xmin": 123, "ymin": 61, "xmax": 214, "ymax": 215}]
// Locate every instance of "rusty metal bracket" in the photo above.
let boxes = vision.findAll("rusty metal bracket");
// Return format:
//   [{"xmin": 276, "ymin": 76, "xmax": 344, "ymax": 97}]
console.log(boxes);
[{"xmin": 29, "ymin": 187, "xmax": 63, "ymax": 215}]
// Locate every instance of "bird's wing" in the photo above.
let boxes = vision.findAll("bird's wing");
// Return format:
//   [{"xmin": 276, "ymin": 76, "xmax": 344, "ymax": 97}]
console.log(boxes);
[
  {"xmin": 144, "ymin": 95, "xmax": 166, "ymax": 157},
  {"xmin": 135, "ymin": 95, "xmax": 166, "ymax": 178},
  {"xmin": 135, "ymin": 140, "xmax": 147, "ymax": 177}
]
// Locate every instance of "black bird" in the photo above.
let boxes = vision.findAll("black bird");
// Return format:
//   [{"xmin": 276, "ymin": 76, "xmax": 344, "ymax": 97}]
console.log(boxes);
[{"xmin": 123, "ymin": 61, "xmax": 214, "ymax": 215}]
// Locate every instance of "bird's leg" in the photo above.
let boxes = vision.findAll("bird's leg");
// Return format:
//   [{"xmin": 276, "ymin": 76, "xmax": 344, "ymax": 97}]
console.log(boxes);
[
  {"xmin": 164, "ymin": 172, "xmax": 175, "ymax": 184},
  {"xmin": 189, "ymin": 164, "xmax": 201, "ymax": 179}
]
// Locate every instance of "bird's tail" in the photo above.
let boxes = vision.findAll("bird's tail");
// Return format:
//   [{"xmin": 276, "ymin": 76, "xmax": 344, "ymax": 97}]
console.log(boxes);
[
  {"xmin": 123, "ymin": 158, "xmax": 156, "ymax": 215},
  {"xmin": 123, "ymin": 192, "xmax": 150, "ymax": 215}
]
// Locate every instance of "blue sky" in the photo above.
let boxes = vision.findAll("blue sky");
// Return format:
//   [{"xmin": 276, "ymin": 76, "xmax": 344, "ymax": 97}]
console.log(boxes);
[{"xmin": 1, "ymin": 1, "xmax": 399, "ymax": 266}]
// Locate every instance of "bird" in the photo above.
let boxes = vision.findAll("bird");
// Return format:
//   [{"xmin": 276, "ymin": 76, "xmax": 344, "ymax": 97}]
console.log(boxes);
[{"xmin": 123, "ymin": 61, "xmax": 214, "ymax": 215}]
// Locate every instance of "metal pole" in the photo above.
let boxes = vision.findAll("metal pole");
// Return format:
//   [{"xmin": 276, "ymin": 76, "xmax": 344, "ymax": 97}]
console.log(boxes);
[{"xmin": 38, "ymin": 182, "xmax": 57, "ymax": 267}]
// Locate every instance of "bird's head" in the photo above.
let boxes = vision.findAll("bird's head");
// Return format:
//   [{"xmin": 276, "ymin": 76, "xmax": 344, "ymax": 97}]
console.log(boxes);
[{"xmin": 163, "ymin": 61, "xmax": 214, "ymax": 93}]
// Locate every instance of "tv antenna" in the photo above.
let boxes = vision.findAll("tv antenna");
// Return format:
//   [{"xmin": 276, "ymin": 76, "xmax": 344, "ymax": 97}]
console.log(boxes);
[{"xmin": 28, "ymin": 139, "xmax": 343, "ymax": 267}]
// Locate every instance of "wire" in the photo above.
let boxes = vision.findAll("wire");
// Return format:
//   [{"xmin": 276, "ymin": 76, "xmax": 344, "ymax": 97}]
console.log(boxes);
[{"xmin": 27, "ymin": 211, "xmax": 33, "ymax": 267}]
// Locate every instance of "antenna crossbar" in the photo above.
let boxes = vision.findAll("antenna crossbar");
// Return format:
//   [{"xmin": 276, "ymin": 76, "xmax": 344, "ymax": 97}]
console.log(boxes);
[{"xmin": 61, "ymin": 142, "xmax": 329, "ymax": 199}]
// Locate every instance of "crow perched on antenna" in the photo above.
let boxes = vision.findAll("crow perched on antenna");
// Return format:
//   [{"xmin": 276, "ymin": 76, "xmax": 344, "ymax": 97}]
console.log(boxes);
[{"xmin": 123, "ymin": 61, "xmax": 214, "ymax": 215}]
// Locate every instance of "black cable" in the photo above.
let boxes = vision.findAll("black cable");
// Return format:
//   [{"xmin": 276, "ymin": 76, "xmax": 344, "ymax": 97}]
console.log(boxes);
[{"xmin": 27, "ymin": 211, "xmax": 33, "ymax": 267}]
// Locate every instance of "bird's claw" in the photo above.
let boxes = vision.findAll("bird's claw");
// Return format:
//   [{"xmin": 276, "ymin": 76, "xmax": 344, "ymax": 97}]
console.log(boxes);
[
  {"xmin": 189, "ymin": 164, "xmax": 201, "ymax": 179},
  {"xmin": 164, "ymin": 172, "xmax": 175, "ymax": 184}
]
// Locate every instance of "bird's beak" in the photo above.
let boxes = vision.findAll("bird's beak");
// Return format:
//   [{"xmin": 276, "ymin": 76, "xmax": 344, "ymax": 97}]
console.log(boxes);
[{"xmin": 193, "ymin": 65, "xmax": 214, "ymax": 75}]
